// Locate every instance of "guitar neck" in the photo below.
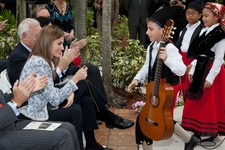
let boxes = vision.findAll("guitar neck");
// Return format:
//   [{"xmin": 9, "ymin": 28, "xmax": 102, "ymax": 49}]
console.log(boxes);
[{"xmin": 152, "ymin": 41, "xmax": 166, "ymax": 97}]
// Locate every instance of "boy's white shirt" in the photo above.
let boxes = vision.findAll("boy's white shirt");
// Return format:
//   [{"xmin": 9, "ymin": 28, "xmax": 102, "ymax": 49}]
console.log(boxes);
[
  {"xmin": 180, "ymin": 21, "xmax": 201, "ymax": 52},
  {"xmin": 134, "ymin": 42, "xmax": 186, "ymax": 83},
  {"xmin": 189, "ymin": 23, "xmax": 225, "ymax": 84}
]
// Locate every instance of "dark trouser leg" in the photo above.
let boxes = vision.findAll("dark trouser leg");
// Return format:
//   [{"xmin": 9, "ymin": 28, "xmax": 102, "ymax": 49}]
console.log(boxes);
[
  {"xmin": 138, "ymin": 23, "xmax": 147, "ymax": 46},
  {"xmin": 83, "ymin": 63, "xmax": 108, "ymax": 99},
  {"xmin": 75, "ymin": 80, "xmax": 117, "ymax": 123},
  {"xmin": 66, "ymin": 63, "xmax": 108, "ymax": 101},
  {"xmin": 75, "ymin": 95, "xmax": 98, "ymax": 132},
  {"xmin": 136, "ymin": 115, "xmax": 153, "ymax": 145},
  {"xmin": 128, "ymin": 23, "xmax": 139, "ymax": 40},
  {"xmin": 0, "ymin": 60, "xmax": 7, "ymax": 72},
  {"xmin": 48, "ymin": 104, "xmax": 83, "ymax": 150}
]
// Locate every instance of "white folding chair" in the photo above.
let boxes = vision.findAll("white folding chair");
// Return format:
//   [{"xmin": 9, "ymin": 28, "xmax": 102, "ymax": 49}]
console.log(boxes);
[{"xmin": 0, "ymin": 69, "xmax": 12, "ymax": 94}]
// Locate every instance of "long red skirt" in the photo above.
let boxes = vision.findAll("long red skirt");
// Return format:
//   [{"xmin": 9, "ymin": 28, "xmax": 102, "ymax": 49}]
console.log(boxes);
[{"xmin": 182, "ymin": 65, "xmax": 225, "ymax": 136}]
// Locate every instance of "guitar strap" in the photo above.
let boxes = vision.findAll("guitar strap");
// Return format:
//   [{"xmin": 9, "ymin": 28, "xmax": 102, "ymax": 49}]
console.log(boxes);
[
  {"xmin": 147, "ymin": 42, "xmax": 155, "ymax": 83},
  {"xmin": 148, "ymin": 41, "xmax": 171, "ymax": 83}
]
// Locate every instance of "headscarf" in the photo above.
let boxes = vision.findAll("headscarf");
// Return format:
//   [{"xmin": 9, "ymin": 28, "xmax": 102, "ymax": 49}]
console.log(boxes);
[{"xmin": 205, "ymin": 2, "xmax": 225, "ymax": 25}]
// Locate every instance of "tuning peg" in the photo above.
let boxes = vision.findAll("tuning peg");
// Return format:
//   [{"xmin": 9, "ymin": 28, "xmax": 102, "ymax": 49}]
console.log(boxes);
[
  {"xmin": 171, "ymin": 31, "xmax": 175, "ymax": 35},
  {"xmin": 173, "ymin": 27, "xmax": 177, "ymax": 30},
  {"xmin": 169, "ymin": 36, "xmax": 173, "ymax": 39}
]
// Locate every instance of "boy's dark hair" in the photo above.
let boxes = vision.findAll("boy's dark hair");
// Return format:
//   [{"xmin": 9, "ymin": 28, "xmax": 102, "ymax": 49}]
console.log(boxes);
[{"xmin": 186, "ymin": 0, "xmax": 203, "ymax": 13}]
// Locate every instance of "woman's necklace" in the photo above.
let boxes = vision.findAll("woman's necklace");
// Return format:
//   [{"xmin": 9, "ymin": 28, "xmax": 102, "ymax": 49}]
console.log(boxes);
[
  {"xmin": 60, "ymin": 6, "xmax": 65, "ymax": 16},
  {"xmin": 55, "ymin": 1, "xmax": 65, "ymax": 16}
]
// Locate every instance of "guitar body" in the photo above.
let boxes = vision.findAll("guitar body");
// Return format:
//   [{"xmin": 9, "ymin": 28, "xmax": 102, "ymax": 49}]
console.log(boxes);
[{"xmin": 139, "ymin": 79, "xmax": 174, "ymax": 141}]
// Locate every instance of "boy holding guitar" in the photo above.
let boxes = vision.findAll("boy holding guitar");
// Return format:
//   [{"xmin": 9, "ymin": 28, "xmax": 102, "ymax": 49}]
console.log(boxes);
[{"xmin": 127, "ymin": 6, "xmax": 200, "ymax": 150}]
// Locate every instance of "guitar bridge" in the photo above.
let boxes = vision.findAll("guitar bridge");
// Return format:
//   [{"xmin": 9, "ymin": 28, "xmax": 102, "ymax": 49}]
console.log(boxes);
[{"xmin": 145, "ymin": 118, "xmax": 158, "ymax": 126}]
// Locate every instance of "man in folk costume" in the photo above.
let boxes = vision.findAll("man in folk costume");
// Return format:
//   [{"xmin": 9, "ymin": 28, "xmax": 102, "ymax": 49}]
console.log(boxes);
[{"xmin": 128, "ymin": 6, "xmax": 200, "ymax": 150}]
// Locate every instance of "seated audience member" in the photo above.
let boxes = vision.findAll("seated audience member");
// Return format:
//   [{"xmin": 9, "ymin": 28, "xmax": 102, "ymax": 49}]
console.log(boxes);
[
  {"xmin": 0, "ymin": 71, "xmax": 80, "ymax": 150},
  {"xmin": 7, "ymin": 18, "xmax": 84, "ymax": 150},
  {"xmin": 19, "ymin": 25, "xmax": 126, "ymax": 150},
  {"xmin": 31, "ymin": 6, "xmax": 50, "ymax": 18},
  {"xmin": 31, "ymin": 6, "xmax": 109, "ymax": 106}
]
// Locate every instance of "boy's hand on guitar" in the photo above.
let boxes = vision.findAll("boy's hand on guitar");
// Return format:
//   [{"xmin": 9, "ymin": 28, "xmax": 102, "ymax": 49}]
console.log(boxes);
[
  {"xmin": 127, "ymin": 79, "xmax": 138, "ymax": 93},
  {"xmin": 158, "ymin": 47, "xmax": 168, "ymax": 61}
]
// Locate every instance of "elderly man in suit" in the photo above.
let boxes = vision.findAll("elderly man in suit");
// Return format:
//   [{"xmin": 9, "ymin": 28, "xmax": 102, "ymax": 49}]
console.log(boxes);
[
  {"xmin": 0, "ymin": 71, "xmax": 80, "ymax": 150},
  {"xmin": 124, "ymin": 0, "xmax": 151, "ymax": 46}
]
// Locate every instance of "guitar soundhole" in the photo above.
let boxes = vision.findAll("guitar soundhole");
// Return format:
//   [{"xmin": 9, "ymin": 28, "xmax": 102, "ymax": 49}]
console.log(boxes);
[{"xmin": 151, "ymin": 96, "xmax": 159, "ymax": 107}]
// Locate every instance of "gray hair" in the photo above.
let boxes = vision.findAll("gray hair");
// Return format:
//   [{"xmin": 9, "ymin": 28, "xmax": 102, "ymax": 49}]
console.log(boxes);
[{"xmin": 18, "ymin": 18, "xmax": 40, "ymax": 39}]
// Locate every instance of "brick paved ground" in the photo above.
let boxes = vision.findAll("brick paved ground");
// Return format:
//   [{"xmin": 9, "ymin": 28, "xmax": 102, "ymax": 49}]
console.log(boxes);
[
  {"xmin": 95, "ymin": 108, "xmax": 137, "ymax": 150},
  {"xmin": 94, "ymin": 107, "xmax": 225, "ymax": 150}
]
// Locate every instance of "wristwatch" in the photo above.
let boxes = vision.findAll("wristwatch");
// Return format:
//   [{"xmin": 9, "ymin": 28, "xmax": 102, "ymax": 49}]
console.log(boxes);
[{"xmin": 11, "ymin": 101, "xmax": 18, "ymax": 109}]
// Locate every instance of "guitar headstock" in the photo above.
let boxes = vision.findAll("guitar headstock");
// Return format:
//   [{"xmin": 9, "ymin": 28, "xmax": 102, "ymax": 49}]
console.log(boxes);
[{"xmin": 161, "ymin": 19, "xmax": 175, "ymax": 43}]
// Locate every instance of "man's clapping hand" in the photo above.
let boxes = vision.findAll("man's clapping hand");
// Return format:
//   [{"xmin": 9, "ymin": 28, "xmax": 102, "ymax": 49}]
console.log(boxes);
[{"xmin": 11, "ymin": 71, "xmax": 48, "ymax": 107}]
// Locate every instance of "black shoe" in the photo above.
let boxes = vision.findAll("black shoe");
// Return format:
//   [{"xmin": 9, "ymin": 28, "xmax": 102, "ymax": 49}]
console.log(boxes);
[
  {"xmin": 184, "ymin": 135, "xmax": 200, "ymax": 150},
  {"xmin": 85, "ymin": 143, "xmax": 113, "ymax": 150},
  {"xmin": 96, "ymin": 119, "xmax": 102, "ymax": 125},
  {"xmin": 200, "ymin": 135, "xmax": 217, "ymax": 142},
  {"xmin": 105, "ymin": 116, "xmax": 134, "ymax": 129}
]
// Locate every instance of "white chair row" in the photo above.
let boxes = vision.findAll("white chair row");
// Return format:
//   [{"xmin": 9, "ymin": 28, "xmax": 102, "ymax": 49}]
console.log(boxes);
[{"xmin": 0, "ymin": 69, "xmax": 12, "ymax": 94}]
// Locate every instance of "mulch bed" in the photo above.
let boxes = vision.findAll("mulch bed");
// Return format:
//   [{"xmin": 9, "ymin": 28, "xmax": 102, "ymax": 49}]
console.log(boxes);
[{"xmin": 114, "ymin": 88, "xmax": 146, "ymax": 109}]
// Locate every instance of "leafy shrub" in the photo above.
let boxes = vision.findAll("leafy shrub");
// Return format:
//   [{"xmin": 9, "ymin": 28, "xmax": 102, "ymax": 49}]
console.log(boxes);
[
  {"xmin": 86, "ymin": 14, "xmax": 146, "ymax": 90},
  {"xmin": 112, "ymin": 39, "xmax": 146, "ymax": 89},
  {"xmin": 0, "ymin": 9, "xmax": 17, "ymax": 59}
]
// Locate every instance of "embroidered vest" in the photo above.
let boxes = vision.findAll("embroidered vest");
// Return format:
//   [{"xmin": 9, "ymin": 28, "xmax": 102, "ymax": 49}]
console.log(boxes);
[{"xmin": 148, "ymin": 41, "xmax": 180, "ymax": 85}]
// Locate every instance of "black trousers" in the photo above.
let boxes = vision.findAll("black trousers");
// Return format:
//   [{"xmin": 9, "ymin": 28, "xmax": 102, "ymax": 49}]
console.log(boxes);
[
  {"xmin": 0, "ymin": 60, "xmax": 7, "ymax": 72},
  {"xmin": 18, "ymin": 103, "xmax": 83, "ymax": 150},
  {"xmin": 74, "ymin": 79, "xmax": 117, "ymax": 123},
  {"xmin": 66, "ymin": 63, "xmax": 108, "ymax": 100}
]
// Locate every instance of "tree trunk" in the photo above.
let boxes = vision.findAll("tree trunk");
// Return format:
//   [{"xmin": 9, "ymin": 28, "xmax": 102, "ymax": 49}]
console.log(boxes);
[
  {"xmin": 102, "ymin": 0, "xmax": 126, "ymax": 108},
  {"xmin": 16, "ymin": 0, "xmax": 26, "ymax": 41},
  {"xmin": 74, "ymin": 0, "xmax": 87, "ymax": 63},
  {"xmin": 69, "ymin": 0, "xmax": 76, "ymax": 10}
]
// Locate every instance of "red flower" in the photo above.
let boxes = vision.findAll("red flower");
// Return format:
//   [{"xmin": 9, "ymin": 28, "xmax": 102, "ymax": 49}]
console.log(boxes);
[{"xmin": 73, "ymin": 57, "xmax": 82, "ymax": 66}]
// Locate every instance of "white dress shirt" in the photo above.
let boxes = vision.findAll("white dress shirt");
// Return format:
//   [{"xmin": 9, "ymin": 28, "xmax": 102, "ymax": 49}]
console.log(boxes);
[
  {"xmin": 134, "ymin": 41, "xmax": 186, "ymax": 83},
  {"xmin": 189, "ymin": 23, "xmax": 225, "ymax": 84}
]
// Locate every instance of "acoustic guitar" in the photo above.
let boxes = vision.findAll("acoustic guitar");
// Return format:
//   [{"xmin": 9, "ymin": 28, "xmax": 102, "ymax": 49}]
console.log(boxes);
[{"xmin": 139, "ymin": 19, "xmax": 175, "ymax": 141}]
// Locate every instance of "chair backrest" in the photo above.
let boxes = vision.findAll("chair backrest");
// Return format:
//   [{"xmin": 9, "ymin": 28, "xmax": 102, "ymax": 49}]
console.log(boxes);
[{"xmin": 0, "ymin": 69, "xmax": 12, "ymax": 94}]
